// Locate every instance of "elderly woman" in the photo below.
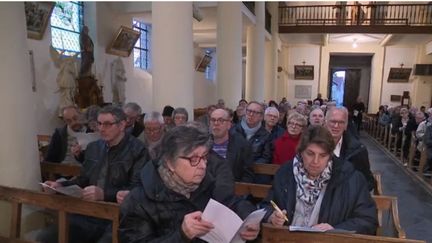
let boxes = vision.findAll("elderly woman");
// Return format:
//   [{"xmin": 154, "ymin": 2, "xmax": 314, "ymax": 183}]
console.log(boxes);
[
  {"xmin": 173, "ymin": 107, "xmax": 189, "ymax": 126},
  {"xmin": 264, "ymin": 107, "xmax": 285, "ymax": 143},
  {"xmin": 272, "ymin": 112, "xmax": 307, "ymax": 165},
  {"xmin": 265, "ymin": 126, "xmax": 377, "ymax": 235},
  {"xmin": 138, "ymin": 111, "xmax": 165, "ymax": 159},
  {"xmin": 309, "ymin": 107, "xmax": 325, "ymax": 126},
  {"xmin": 119, "ymin": 125, "xmax": 260, "ymax": 242}
]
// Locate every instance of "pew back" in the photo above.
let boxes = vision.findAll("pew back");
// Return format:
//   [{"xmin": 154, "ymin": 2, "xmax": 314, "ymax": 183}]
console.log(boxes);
[{"xmin": 0, "ymin": 185, "xmax": 119, "ymax": 243}]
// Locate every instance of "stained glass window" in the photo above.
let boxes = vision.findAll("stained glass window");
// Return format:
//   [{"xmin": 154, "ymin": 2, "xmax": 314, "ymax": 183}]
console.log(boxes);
[
  {"xmin": 50, "ymin": 1, "xmax": 84, "ymax": 56},
  {"xmin": 133, "ymin": 20, "xmax": 151, "ymax": 70}
]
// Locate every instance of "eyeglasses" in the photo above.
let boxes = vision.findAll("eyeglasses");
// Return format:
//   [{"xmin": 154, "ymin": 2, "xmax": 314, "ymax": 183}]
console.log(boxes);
[
  {"xmin": 246, "ymin": 109, "xmax": 263, "ymax": 116},
  {"xmin": 288, "ymin": 122, "xmax": 304, "ymax": 128},
  {"xmin": 144, "ymin": 127, "xmax": 162, "ymax": 134},
  {"xmin": 179, "ymin": 153, "xmax": 209, "ymax": 167},
  {"xmin": 97, "ymin": 121, "xmax": 119, "ymax": 128},
  {"xmin": 210, "ymin": 118, "xmax": 229, "ymax": 124},
  {"xmin": 327, "ymin": 120, "xmax": 346, "ymax": 126}
]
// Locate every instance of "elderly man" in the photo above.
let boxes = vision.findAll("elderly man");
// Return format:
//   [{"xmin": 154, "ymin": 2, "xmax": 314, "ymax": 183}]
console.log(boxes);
[
  {"xmin": 264, "ymin": 106, "xmax": 285, "ymax": 143},
  {"xmin": 210, "ymin": 108, "xmax": 254, "ymax": 182},
  {"xmin": 123, "ymin": 102, "xmax": 144, "ymax": 137},
  {"xmin": 309, "ymin": 107, "xmax": 325, "ymax": 126},
  {"xmin": 39, "ymin": 105, "xmax": 150, "ymax": 243},
  {"xmin": 231, "ymin": 101, "xmax": 272, "ymax": 183},
  {"xmin": 138, "ymin": 111, "xmax": 165, "ymax": 159},
  {"xmin": 45, "ymin": 106, "xmax": 87, "ymax": 163},
  {"xmin": 325, "ymin": 107, "xmax": 375, "ymax": 191}
]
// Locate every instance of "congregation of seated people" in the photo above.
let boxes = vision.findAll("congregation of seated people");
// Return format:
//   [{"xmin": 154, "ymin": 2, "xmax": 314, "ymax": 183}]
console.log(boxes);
[{"xmin": 38, "ymin": 96, "xmax": 384, "ymax": 242}]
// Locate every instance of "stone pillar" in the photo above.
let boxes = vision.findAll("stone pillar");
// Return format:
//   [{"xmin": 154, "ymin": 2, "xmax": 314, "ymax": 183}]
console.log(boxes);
[
  {"xmin": 0, "ymin": 2, "xmax": 41, "ymax": 232},
  {"xmin": 152, "ymin": 2, "xmax": 194, "ymax": 118},
  {"xmin": 216, "ymin": 2, "xmax": 242, "ymax": 110},
  {"xmin": 245, "ymin": 2, "xmax": 265, "ymax": 102}
]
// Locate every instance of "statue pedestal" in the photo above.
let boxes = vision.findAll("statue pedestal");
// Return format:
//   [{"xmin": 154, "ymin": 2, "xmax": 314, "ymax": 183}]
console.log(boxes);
[{"xmin": 74, "ymin": 76, "xmax": 103, "ymax": 108}]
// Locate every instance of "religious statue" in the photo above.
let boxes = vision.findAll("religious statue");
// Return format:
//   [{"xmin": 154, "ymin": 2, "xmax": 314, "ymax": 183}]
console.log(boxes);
[
  {"xmin": 111, "ymin": 57, "xmax": 127, "ymax": 105},
  {"xmin": 79, "ymin": 25, "xmax": 94, "ymax": 77},
  {"xmin": 49, "ymin": 45, "xmax": 78, "ymax": 116}
]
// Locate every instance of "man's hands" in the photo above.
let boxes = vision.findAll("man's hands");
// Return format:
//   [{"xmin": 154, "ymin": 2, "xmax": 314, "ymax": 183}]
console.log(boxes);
[
  {"xmin": 181, "ymin": 211, "xmax": 214, "ymax": 240},
  {"xmin": 41, "ymin": 181, "xmax": 62, "ymax": 194},
  {"xmin": 116, "ymin": 190, "xmax": 130, "ymax": 204},
  {"xmin": 82, "ymin": 185, "xmax": 104, "ymax": 201},
  {"xmin": 71, "ymin": 143, "xmax": 82, "ymax": 157}
]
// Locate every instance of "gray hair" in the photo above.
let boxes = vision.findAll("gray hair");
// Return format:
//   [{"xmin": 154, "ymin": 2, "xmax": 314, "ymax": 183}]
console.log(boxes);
[
  {"xmin": 247, "ymin": 101, "xmax": 265, "ymax": 112},
  {"xmin": 158, "ymin": 122, "xmax": 213, "ymax": 164},
  {"xmin": 62, "ymin": 105, "xmax": 80, "ymax": 115},
  {"xmin": 172, "ymin": 107, "xmax": 189, "ymax": 121},
  {"xmin": 85, "ymin": 105, "xmax": 101, "ymax": 123},
  {"xmin": 144, "ymin": 111, "xmax": 164, "ymax": 124},
  {"xmin": 325, "ymin": 106, "xmax": 348, "ymax": 121},
  {"xmin": 265, "ymin": 106, "xmax": 279, "ymax": 116},
  {"xmin": 98, "ymin": 105, "xmax": 126, "ymax": 122},
  {"xmin": 123, "ymin": 102, "xmax": 142, "ymax": 114},
  {"xmin": 287, "ymin": 112, "xmax": 308, "ymax": 127}
]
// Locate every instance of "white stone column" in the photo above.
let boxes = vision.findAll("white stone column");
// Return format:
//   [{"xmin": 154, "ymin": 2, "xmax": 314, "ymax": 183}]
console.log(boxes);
[
  {"xmin": 152, "ymin": 2, "xmax": 194, "ymax": 118},
  {"xmin": 245, "ymin": 2, "xmax": 265, "ymax": 102},
  {"xmin": 0, "ymin": 2, "xmax": 41, "ymax": 231},
  {"xmin": 216, "ymin": 2, "xmax": 242, "ymax": 110}
]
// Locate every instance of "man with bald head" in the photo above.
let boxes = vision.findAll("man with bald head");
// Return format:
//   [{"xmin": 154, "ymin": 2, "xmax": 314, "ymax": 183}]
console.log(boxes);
[
  {"xmin": 209, "ymin": 108, "xmax": 254, "ymax": 182},
  {"xmin": 309, "ymin": 107, "xmax": 325, "ymax": 126},
  {"xmin": 325, "ymin": 107, "xmax": 375, "ymax": 191},
  {"xmin": 45, "ymin": 106, "xmax": 86, "ymax": 163}
]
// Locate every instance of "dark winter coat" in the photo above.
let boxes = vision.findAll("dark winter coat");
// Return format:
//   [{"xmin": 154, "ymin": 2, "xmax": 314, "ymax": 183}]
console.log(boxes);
[{"xmin": 263, "ymin": 156, "xmax": 377, "ymax": 235}]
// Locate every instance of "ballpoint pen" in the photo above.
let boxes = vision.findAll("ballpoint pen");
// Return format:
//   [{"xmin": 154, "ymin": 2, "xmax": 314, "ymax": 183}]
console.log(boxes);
[{"xmin": 270, "ymin": 200, "xmax": 289, "ymax": 222}]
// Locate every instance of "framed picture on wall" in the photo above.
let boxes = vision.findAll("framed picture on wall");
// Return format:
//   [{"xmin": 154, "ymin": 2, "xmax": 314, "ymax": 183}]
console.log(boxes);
[
  {"xmin": 294, "ymin": 65, "xmax": 314, "ymax": 80},
  {"xmin": 106, "ymin": 26, "xmax": 140, "ymax": 57},
  {"xmin": 390, "ymin": 95, "xmax": 401, "ymax": 102},
  {"xmin": 387, "ymin": 68, "xmax": 412, "ymax": 83},
  {"xmin": 295, "ymin": 85, "xmax": 312, "ymax": 99},
  {"xmin": 24, "ymin": 2, "xmax": 55, "ymax": 40}
]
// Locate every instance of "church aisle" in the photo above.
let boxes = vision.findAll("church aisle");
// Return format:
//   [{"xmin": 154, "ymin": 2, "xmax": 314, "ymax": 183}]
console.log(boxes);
[{"xmin": 361, "ymin": 132, "xmax": 432, "ymax": 243}]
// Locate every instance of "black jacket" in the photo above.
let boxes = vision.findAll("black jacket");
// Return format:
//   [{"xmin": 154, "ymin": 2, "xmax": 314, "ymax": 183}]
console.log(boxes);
[
  {"xmin": 263, "ymin": 156, "xmax": 377, "ymax": 235},
  {"xmin": 119, "ymin": 159, "xmax": 255, "ymax": 243},
  {"xmin": 61, "ymin": 133, "xmax": 150, "ymax": 202},
  {"xmin": 213, "ymin": 132, "xmax": 255, "ymax": 183},
  {"xmin": 45, "ymin": 125, "xmax": 68, "ymax": 163},
  {"xmin": 230, "ymin": 123, "xmax": 272, "ymax": 165},
  {"xmin": 339, "ymin": 132, "xmax": 375, "ymax": 191}
]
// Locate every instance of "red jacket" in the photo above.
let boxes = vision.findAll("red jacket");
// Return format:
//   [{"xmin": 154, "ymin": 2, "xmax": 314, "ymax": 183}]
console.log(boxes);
[{"xmin": 272, "ymin": 131, "xmax": 301, "ymax": 165}]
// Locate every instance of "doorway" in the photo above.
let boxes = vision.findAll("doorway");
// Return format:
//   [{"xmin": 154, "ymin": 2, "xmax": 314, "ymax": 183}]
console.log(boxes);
[{"xmin": 328, "ymin": 55, "xmax": 372, "ymax": 111}]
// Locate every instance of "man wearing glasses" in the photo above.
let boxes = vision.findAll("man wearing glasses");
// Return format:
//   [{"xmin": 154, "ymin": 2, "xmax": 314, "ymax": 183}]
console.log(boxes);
[
  {"xmin": 325, "ymin": 107, "xmax": 374, "ymax": 191},
  {"xmin": 209, "ymin": 108, "xmax": 254, "ymax": 182},
  {"xmin": 230, "ymin": 101, "xmax": 273, "ymax": 183},
  {"xmin": 39, "ymin": 105, "xmax": 150, "ymax": 243}
]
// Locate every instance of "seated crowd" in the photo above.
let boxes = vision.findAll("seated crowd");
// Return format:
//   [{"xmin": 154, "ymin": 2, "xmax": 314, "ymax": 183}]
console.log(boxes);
[
  {"xmin": 375, "ymin": 104, "xmax": 432, "ymax": 172},
  {"xmin": 38, "ymin": 96, "xmax": 380, "ymax": 242}
]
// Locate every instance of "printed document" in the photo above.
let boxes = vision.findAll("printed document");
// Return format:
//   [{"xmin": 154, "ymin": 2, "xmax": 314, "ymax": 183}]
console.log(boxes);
[
  {"xmin": 199, "ymin": 199, "xmax": 266, "ymax": 243},
  {"xmin": 40, "ymin": 182, "xmax": 83, "ymax": 198}
]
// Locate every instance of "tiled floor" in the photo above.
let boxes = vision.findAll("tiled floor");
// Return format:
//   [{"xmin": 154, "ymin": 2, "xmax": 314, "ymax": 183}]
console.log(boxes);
[{"xmin": 362, "ymin": 132, "xmax": 432, "ymax": 243}]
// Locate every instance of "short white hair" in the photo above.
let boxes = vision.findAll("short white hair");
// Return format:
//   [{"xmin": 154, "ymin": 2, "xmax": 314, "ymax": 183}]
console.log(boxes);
[
  {"xmin": 144, "ymin": 111, "xmax": 164, "ymax": 124},
  {"xmin": 265, "ymin": 106, "xmax": 279, "ymax": 116}
]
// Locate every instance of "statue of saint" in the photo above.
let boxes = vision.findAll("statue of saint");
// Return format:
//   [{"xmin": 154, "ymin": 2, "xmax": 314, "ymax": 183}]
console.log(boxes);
[
  {"xmin": 49, "ymin": 45, "xmax": 78, "ymax": 116},
  {"xmin": 79, "ymin": 25, "xmax": 94, "ymax": 77},
  {"xmin": 111, "ymin": 57, "xmax": 127, "ymax": 105}
]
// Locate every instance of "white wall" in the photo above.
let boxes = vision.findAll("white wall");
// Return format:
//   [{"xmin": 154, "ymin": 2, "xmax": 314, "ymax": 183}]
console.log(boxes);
[
  {"xmin": 381, "ymin": 46, "xmax": 416, "ymax": 107},
  {"xmin": 285, "ymin": 44, "xmax": 320, "ymax": 104}
]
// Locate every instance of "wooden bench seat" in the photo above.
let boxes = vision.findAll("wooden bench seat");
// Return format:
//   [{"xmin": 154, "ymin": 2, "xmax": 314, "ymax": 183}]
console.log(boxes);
[{"xmin": 0, "ymin": 185, "xmax": 120, "ymax": 243}]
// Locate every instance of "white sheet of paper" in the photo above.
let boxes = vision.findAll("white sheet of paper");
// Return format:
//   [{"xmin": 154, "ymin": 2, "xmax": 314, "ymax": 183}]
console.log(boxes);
[
  {"xmin": 40, "ymin": 183, "xmax": 83, "ymax": 198},
  {"xmin": 289, "ymin": 225, "xmax": 326, "ymax": 232},
  {"xmin": 199, "ymin": 199, "xmax": 266, "ymax": 243},
  {"xmin": 74, "ymin": 132, "xmax": 100, "ymax": 150}
]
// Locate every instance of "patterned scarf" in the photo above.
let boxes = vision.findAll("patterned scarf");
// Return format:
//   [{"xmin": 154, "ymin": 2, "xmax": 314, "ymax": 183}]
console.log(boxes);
[
  {"xmin": 293, "ymin": 154, "xmax": 332, "ymax": 206},
  {"xmin": 158, "ymin": 162, "xmax": 200, "ymax": 199}
]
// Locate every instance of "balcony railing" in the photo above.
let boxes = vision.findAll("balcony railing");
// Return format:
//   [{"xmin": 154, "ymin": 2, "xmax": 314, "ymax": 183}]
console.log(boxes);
[{"xmin": 279, "ymin": 3, "xmax": 432, "ymax": 27}]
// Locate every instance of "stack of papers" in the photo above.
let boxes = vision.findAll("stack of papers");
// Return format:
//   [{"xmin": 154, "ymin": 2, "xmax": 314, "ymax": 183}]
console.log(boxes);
[{"xmin": 40, "ymin": 182, "xmax": 83, "ymax": 198}]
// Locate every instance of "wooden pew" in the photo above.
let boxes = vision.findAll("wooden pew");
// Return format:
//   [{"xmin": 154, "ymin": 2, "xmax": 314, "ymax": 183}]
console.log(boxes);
[
  {"xmin": 235, "ymin": 182, "xmax": 272, "ymax": 199},
  {"xmin": 40, "ymin": 162, "xmax": 81, "ymax": 181},
  {"xmin": 37, "ymin": 135, "xmax": 51, "ymax": 162},
  {"xmin": 252, "ymin": 163, "xmax": 280, "ymax": 176},
  {"xmin": 0, "ymin": 185, "xmax": 120, "ymax": 243},
  {"xmin": 373, "ymin": 195, "xmax": 405, "ymax": 239},
  {"xmin": 261, "ymin": 223, "xmax": 425, "ymax": 243},
  {"xmin": 373, "ymin": 171, "xmax": 383, "ymax": 196}
]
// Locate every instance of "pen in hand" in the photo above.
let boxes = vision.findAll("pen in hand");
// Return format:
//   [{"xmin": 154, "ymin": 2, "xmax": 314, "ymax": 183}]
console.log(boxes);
[{"xmin": 270, "ymin": 200, "xmax": 289, "ymax": 222}]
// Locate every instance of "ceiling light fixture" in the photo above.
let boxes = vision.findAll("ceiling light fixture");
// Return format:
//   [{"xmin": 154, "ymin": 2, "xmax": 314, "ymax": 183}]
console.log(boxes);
[{"xmin": 352, "ymin": 39, "xmax": 358, "ymax": 48}]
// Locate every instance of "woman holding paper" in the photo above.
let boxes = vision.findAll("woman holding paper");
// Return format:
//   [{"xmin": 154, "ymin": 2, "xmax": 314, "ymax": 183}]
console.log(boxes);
[
  {"xmin": 119, "ymin": 124, "xmax": 260, "ymax": 242},
  {"xmin": 265, "ymin": 125, "xmax": 377, "ymax": 235}
]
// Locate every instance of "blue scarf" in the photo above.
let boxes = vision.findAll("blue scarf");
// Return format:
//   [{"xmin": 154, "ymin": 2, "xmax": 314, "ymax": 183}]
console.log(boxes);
[{"xmin": 240, "ymin": 117, "xmax": 261, "ymax": 140}]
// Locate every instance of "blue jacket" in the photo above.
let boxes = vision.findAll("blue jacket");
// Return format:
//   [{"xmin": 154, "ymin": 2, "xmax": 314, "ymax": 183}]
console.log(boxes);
[{"xmin": 263, "ymin": 156, "xmax": 378, "ymax": 235}]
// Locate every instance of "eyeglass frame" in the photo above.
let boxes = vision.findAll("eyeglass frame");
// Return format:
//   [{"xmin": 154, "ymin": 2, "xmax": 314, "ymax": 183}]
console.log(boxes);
[
  {"xmin": 178, "ymin": 153, "xmax": 209, "ymax": 167},
  {"xmin": 209, "ymin": 118, "xmax": 230, "ymax": 124},
  {"xmin": 246, "ymin": 109, "xmax": 263, "ymax": 116},
  {"xmin": 97, "ymin": 121, "xmax": 120, "ymax": 128},
  {"xmin": 287, "ymin": 121, "xmax": 305, "ymax": 128}
]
